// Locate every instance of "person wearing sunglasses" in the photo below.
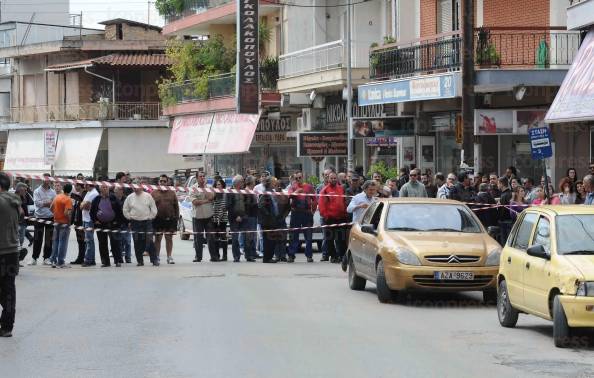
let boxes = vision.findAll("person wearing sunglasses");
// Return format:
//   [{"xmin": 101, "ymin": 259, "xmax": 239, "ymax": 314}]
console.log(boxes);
[
  {"xmin": 152, "ymin": 175, "xmax": 179, "ymax": 265},
  {"xmin": 399, "ymin": 169, "xmax": 427, "ymax": 198}
]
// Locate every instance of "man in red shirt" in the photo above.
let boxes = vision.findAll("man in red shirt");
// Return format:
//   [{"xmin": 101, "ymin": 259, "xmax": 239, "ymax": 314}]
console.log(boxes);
[
  {"xmin": 287, "ymin": 171, "xmax": 317, "ymax": 263},
  {"xmin": 318, "ymin": 172, "xmax": 348, "ymax": 263}
]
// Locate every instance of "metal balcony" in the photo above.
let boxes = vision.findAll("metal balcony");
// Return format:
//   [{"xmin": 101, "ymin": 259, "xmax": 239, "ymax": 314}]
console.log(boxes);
[{"xmin": 11, "ymin": 103, "xmax": 162, "ymax": 123}]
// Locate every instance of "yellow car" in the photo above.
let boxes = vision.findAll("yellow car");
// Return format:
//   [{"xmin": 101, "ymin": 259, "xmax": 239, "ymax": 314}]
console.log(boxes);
[
  {"xmin": 497, "ymin": 205, "xmax": 594, "ymax": 348},
  {"xmin": 345, "ymin": 198, "xmax": 501, "ymax": 303}
]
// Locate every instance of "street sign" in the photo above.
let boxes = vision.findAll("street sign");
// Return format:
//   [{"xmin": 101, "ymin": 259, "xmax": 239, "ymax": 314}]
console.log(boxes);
[{"xmin": 529, "ymin": 126, "xmax": 553, "ymax": 160}]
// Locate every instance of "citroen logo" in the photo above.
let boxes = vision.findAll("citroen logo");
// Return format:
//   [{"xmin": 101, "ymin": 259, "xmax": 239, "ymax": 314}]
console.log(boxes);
[{"xmin": 447, "ymin": 255, "xmax": 461, "ymax": 264}]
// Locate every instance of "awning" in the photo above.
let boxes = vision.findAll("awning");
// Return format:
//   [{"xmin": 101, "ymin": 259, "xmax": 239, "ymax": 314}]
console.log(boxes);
[
  {"xmin": 52, "ymin": 128, "xmax": 103, "ymax": 177},
  {"xmin": 205, "ymin": 112, "xmax": 260, "ymax": 154},
  {"xmin": 46, "ymin": 54, "xmax": 172, "ymax": 72},
  {"xmin": 168, "ymin": 113, "xmax": 213, "ymax": 154},
  {"xmin": 168, "ymin": 112, "xmax": 260, "ymax": 155},
  {"xmin": 3, "ymin": 129, "xmax": 52, "ymax": 175},
  {"xmin": 546, "ymin": 30, "xmax": 594, "ymax": 123},
  {"xmin": 109, "ymin": 128, "xmax": 197, "ymax": 177}
]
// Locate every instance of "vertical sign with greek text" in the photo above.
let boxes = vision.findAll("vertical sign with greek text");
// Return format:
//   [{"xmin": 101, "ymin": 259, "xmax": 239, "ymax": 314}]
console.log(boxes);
[
  {"xmin": 237, "ymin": 0, "xmax": 259, "ymax": 114},
  {"xmin": 43, "ymin": 130, "xmax": 58, "ymax": 165}
]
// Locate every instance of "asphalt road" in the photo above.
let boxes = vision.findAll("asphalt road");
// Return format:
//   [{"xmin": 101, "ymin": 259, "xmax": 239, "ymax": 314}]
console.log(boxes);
[{"xmin": 1, "ymin": 235, "xmax": 593, "ymax": 378}]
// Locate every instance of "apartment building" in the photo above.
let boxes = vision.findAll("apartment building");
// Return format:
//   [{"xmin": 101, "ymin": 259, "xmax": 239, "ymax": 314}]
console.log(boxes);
[
  {"xmin": 358, "ymin": 0, "xmax": 585, "ymax": 182},
  {"xmin": 1, "ymin": 19, "xmax": 199, "ymax": 177},
  {"xmin": 159, "ymin": 0, "xmax": 286, "ymax": 178}
]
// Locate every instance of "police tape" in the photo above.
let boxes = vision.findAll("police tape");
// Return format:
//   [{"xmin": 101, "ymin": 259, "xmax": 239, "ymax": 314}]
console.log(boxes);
[
  {"xmin": 24, "ymin": 216, "xmax": 354, "ymax": 236},
  {"xmin": 8, "ymin": 172, "xmax": 350, "ymax": 199}
]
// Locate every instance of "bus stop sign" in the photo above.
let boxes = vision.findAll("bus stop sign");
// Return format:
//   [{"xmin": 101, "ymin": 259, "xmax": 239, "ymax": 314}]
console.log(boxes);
[{"xmin": 529, "ymin": 127, "xmax": 553, "ymax": 160}]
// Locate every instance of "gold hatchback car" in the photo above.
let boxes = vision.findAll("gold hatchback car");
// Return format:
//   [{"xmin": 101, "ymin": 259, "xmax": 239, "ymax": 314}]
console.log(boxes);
[
  {"xmin": 345, "ymin": 198, "xmax": 501, "ymax": 303},
  {"xmin": 497, "ymin": 206, "xmax": 594, "ymax": 348}
]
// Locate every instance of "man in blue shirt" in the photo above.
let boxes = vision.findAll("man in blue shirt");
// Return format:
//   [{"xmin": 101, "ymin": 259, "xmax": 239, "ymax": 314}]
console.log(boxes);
[{"xmin": 347, "ymin": 180, "xmax": 379, "ymax": 223}]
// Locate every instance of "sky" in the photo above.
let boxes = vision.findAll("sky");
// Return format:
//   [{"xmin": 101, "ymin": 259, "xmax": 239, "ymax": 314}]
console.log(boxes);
[{"xmin": 69, "ymin": 0, "xmax": 164, "ymax": 29}]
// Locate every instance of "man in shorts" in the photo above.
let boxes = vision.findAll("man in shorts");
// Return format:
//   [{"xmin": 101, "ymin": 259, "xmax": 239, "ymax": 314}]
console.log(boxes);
[{"xmin": 151, "ymin": 175, "xmax": 179, "ymax": 264}]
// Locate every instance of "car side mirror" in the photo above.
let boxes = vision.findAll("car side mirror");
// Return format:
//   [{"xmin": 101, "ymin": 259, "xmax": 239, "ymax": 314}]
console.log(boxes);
[
  {"xmin": 361, "ymin": 224, "xmax": 377, "ymax": 235},
  {"xmin": 487, "ymin": 226, "xmax": 500, "ymax": 239},
  {"xmin": 527, "ymin": 244, "xmax": 550, "ymax": 260}
]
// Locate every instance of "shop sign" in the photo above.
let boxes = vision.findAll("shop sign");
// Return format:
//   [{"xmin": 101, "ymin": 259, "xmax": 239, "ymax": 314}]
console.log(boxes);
[
  {"xmin": 366, "ymin": 137, "xmax": 397, "ymax": 147},
  {"xmin": 254, "ymin": 132, "xmax": 295, "ymax": 144},
  {"xmin": 256, "ymin": 116, "xmax": 293, "ymax": 132},
  {"xmin": 322, "ymin": 97, "xmax": 384, "ymax": 130},
  {"xmin": 474, "ymin": 109, "xmax": 547, "ymax": 135},
  {"xmin": 358, "ymin": 73, "xmax": 459, "ymax": 106},
  {"xmin": 297, "ymin": 132, "xmax": 348, "ymax": 157},
  {"xmin": 352, "ymin": 117, "xmax": 414, "ymax": 138},
  {"xmin": 43, "ymin": 130, "xmax": 58, "ymax": 165},
  {"xmin": 236, "ymin": 0, "xmax": 259, "ymax": 114},
  {"xmin": 546, "ymin": 30, "xmax": 594, "ymax": 123},
  {"xmin": 529, "ymin": 127, "xmax": 553, "ymax": 160}
]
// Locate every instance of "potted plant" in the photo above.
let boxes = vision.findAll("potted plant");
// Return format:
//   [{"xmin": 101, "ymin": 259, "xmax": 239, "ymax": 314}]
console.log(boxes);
[{"xmin": 475, "ymin": 27, "xmax": 501, "ymax": 67}]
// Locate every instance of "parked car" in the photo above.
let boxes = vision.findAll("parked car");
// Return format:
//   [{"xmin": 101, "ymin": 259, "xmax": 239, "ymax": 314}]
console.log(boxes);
[
  {"xmin": 497, "ymin": 205, "xmax": 594, "ymax": 348},
  {"xmin": 345, "ymin": 198, "xmax": 501, "ymax": 303}
]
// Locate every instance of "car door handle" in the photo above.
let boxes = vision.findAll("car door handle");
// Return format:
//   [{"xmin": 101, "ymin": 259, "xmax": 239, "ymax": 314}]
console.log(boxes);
[
  {"xmin": 507, "ymin": 256, "xmax": 511, "ymax": 264},
  {"xmin": 525, "ymin": 262, "xmax": 530, "ymax": 269}
]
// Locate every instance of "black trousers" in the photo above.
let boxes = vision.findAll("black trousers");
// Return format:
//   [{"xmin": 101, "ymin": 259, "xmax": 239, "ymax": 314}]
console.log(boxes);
[
  {"xmin": 74, "ymin": 228, "xmax": 86, "ymax": 262},
  {"xmin": 262, "ymin": 229, "xmax": 278, "ymax": 262},
  {"xmin": 96, "ymin": 224, "xmax": 122, "ymax": 266},
  {"xmin": 324, "ymin": 219, "xmax": 348, "ymax": 259},
  {"xmin": 192, "ymin": 218, "xmax": 217, "ymax": 261},
  {"xmin": 0, "ymin": 253, "xmax": 18, "ymax": 332},
  {"xmin": 32, "ymin": 218, "xmax": 53, "ymax": 260}
]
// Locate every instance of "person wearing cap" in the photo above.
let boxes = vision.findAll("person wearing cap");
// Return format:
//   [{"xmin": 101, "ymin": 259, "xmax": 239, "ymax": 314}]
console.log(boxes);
[
  {"xmin": 29, "ymin": 173, "xmax": 56, "ymax": 266},
  {"xmin": 123, "ymin": 180, "xmax": 159, "ymax": 266}
]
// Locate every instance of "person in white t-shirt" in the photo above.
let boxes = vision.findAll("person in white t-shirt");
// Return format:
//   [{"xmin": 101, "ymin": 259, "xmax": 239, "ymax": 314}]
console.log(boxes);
[{"xmin": 81, "ymin": 183, "xmax": 99, "ymax": 267}]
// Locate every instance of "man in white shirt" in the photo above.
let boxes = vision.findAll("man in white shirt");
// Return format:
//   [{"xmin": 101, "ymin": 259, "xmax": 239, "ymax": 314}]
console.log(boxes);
[
  {"xmin": 123, "ymin": 182, "xmax": 159, "ymax": 266},
  {"xmin": 29, "ymin": 174, "xmax": 56, "ymax": 266},
  {"xmin": 347, "ymin": 180, "xmax": 378, "ymax": 223},
  {"xmin": 81, "ymin": 182, "xmax": 99, "ymax": 267}
]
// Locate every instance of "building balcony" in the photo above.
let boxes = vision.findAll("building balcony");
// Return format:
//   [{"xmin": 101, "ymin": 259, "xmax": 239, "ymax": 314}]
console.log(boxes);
[
  {"xmin": 567, "ymin": 0, "xmax": 594, "ymax": 30},
  {"xmin": 10, "ymin": 102, "xmax": 163, "ymax": 123},
  {"xmin": 162, "ymin": 0, "xmax": 280, "ymax": 36},
  {"xmin": 368, "ymin": 28, "xmax": 581, "ymax": 92},
  {"xmin": 277, "ymin": 40, "xmax": 371, "ymax": 93}
]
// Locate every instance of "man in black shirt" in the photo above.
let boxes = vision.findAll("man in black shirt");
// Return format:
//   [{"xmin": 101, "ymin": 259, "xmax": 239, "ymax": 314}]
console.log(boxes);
[{"xmin": 497, "ymin": 176, "xmax": 513, "ymax": 245}]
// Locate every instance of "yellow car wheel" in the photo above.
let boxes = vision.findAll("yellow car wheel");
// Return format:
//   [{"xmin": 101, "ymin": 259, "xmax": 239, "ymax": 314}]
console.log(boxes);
[
  {"xmin": 348, "ymin": 255, "xmax": 366, "ymax": 291},
  {"xmin": 553, "ymin": 295, "xmax": 572, "ymax": 348},
  {"xmin": 497, "ymin": 280, "xmax": 518, "ymax": 328},
  {"xmin": 376, "ymin": 260, "xmax": 399, "ymax": 303}
]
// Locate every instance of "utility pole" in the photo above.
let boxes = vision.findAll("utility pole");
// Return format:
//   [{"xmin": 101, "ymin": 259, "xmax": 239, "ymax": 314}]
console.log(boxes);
[
  {"xmin": 346, "ymin": 1, "xmax": 353, "ymax": 172},
  {"xmin": 462, "ymin": 0, "xmax": 474, "ymax": 168}
]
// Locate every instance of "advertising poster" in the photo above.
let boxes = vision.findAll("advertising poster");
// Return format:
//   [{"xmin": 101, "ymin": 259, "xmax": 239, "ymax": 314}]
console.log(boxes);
[
  {"xmin": 298, "ymin": 132, "xmax": 348, "ymax": 157},
  {"xmin": 352, "ymin": 117, "xmax": 414, "ymax": 138}
]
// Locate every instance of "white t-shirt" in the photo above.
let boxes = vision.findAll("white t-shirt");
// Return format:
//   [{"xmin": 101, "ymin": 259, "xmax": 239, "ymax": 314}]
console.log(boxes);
[{"xmin": 82, "ymin": 188, "xmax": 99, "ymax": 223}]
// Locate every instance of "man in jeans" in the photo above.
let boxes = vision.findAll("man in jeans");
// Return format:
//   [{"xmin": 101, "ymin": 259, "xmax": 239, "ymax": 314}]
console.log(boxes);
[
  {"xmin": 29, "ymin": 173, "xmax": 56, "ymax": 266},
  {"xmin": 49, "ymin": 183, "xmax": 73, "ymax": 268},
  {"xmin": 189, "ymin": 171, "xmax": 216, "ymax": 262},
  {"xmin": 288, "ymin": 170, "xmax": 317, "ymax": 263},
  {"xmin": 227, "ymin": 175, "xmax": 256, "ymax": 262},
  {"xmin": 81, "ymin": 182, "xmax": 99, "ymax": 267},
  {"xmin": 123, "ymin": 182, "xmax": 159, "ymax": 266},
  {"xmin": 114, "ymin": 186, "xmax": 132, "ymax": 263},
  {"xmin": 0, "ymin": 172, "xmax": 20, "ymax": 337}
]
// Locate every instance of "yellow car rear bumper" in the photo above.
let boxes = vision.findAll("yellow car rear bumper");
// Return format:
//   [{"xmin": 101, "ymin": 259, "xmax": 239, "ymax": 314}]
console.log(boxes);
[
  {"xmin": 383, "ymin": 262, "xmax": 498, "ymax": 291},
  {"xmin": 559, "ymin": 295, "xmax": 594, "ymax": 328}
]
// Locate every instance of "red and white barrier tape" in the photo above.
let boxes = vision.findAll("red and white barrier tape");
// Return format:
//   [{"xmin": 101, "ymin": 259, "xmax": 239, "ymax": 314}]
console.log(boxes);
[{"xmin": 24, "ymin": 216, "xmax": 353, "ymax": 236}]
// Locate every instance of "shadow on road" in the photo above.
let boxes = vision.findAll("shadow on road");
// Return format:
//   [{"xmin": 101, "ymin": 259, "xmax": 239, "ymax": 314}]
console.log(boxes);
[{"xmin": 363, "ymin": 287, "xmax": 496, "ymax": 309}]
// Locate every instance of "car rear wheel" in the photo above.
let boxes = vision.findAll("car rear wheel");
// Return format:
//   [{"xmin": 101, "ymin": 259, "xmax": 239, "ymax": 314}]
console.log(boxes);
[
  {"xmin": 376, "ymin": 260, "xmax": 399, "ymax": 303},
  {"xmin": 179, "ymin": 217, "xmax": 190, "ymax": 241},
  {"xmin": 497, "ymin": 280, "xmax": 518, "ymax": 328},
  {"xmin": 553, "ymin": 295, "xmax": 572, "ymax": 348},
  {"xmin": 348, "ymin": 255, "xmax": 366, "ymax": 291}
]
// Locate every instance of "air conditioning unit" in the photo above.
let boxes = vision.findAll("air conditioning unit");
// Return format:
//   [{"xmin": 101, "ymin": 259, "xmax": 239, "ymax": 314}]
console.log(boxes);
[{"xmin": 299, "ymin": 108, "xmax": 318, "ymax": 132}]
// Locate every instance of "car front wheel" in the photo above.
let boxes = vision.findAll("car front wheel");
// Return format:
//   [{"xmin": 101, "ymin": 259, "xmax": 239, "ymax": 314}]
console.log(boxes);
[
  {"xmin": 497, "ymin": 280, "xmax": 518, "ymax": 327},
  {"xmin": 376, "ymin": 260, "xmax": 399, "ymax": 303},
  {"xmin": 553, "ymin": 295, "xmax": 572, "ymax": 348},
  {"xmin": 348, "ymin": 255, "xmax": 366, "ymax": 291}
]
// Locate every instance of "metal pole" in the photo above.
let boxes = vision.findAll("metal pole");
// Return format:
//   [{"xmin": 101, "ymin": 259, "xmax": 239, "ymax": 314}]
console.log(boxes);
[
  {"xmin": 461, "ymin": 0, "xmax": 474, "ymax": 167},
  {"xmin": 346, "ymin": 1, "xmax": 353, "ymax": 172}
]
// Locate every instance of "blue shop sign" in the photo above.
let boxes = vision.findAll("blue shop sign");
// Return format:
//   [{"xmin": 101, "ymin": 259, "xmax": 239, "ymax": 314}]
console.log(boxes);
[{"xmin": 358, "ymin": 73, "xmax": 459, "ymax": 106}]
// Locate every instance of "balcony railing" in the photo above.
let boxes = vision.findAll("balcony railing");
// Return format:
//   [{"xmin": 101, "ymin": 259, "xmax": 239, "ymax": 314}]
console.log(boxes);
[
  {"xmin": 474, "ymin": 27, "xmax": 581, "ymax": 68},
  {"xmin": 163, "ymin": 0, "xmax": 232, "ymax": 23},
  {"xmin": 369, "ymin": 28, "xmax": 582, "ymax": 80},
  {"xmin": 11, "ymin": 103, "xmax": 162, "ymax": 123},
  {"xmin": 165, "ymin": 72, "xmax": 236, "ymax": 104},
  {"xmin": 370, "ymin": 32, "xmax": 462, "ymax": 80},
  {"xmin": 279, "ymin": 40, "xmax": 344, "ymax": 79}
]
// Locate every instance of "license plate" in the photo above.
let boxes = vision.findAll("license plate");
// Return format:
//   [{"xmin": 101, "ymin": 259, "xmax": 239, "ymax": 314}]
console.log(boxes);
[{"xmin": 434, "ymin": 271, "xmax": 475, "ymax": 280}]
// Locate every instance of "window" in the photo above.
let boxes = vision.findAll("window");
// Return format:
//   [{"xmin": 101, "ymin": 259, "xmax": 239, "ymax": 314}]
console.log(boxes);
[
  {"xmin": 385, "ymin": 204, "xmax": 481, "ymax": 233},
  {"xmin": 361, "ymin": 202, "xmax": 378, "ymax": 225},
  {"xmin": 116, "ymin": 24, "xmax": 123, "ymax": 40},
  {"xmin": 370, "ymin": 203, "xmax": 384, "ymax": 228},
  {"xmin": 512, "ymin": 213, "xmax": 538, "ymax": 250},
  {"xmin": 556, "ymin": 214, "xmax": 594, "ymax": 255},
  {"xmin": 532, "ymin": 216, "xmax": 551, "ymax": 255},
  {"xmin": 437, "ymin": 0, "xmax": 460, "ymax": 33}
]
